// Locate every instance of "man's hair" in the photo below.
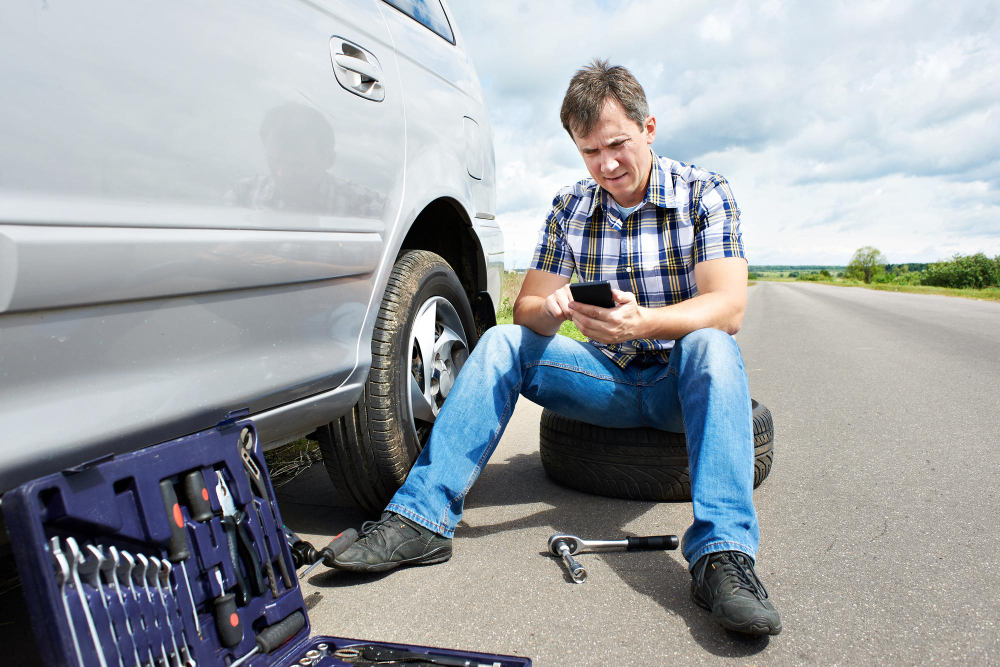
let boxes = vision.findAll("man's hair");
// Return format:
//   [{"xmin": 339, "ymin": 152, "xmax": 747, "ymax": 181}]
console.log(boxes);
[{"xmin": 560, "ymin": 59, "xmax": 649, "ymax": 139}]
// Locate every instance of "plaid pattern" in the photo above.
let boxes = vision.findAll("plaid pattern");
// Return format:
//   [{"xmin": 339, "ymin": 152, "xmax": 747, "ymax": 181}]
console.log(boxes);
[{"xmin": 529, "ymin": 152, "xmax": 745, "ymax": 367}]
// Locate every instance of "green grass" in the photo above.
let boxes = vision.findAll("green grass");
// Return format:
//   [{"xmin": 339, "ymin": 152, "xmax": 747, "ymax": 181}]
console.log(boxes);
[
  {"xmin": 496, "ymin": 271, "xmax": 588, "ymax": 342},
  {"xmin": 815, "ymin": 280, "xmax": 1000, "ymax": 302}
]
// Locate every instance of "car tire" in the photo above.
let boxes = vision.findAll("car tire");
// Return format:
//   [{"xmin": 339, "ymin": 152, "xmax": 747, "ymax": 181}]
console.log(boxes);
[
  {"xmin": 317, "ymin": 250, "xmax": 478, "ymax": 515},
  {"xmin": 538, "ymin": 399, "xmax": 774, "ymax": 501}
]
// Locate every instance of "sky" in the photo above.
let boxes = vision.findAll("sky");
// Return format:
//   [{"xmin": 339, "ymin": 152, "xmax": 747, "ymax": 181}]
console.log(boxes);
[{"xmin": 448, "ymin": 0, "xmax": 1000, "ymax": 268}]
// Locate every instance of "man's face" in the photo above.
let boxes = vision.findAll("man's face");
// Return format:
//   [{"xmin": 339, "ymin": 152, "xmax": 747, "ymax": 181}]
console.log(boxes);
[{"xmin": 571, "ymin": 100, "xmax": 656, "ymax": 207}]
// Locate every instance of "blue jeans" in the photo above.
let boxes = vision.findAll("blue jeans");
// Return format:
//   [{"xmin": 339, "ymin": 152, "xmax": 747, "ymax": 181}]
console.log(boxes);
[{"xmin": 387, "ymin": 324, "xmax": 759, "ymax": 568}]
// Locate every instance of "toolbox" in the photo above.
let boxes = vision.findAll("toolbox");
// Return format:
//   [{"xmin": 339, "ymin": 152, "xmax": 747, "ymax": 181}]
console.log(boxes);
[{"xmin": 3, "ymin": 419, "xmax": 531, "ymax": 667}]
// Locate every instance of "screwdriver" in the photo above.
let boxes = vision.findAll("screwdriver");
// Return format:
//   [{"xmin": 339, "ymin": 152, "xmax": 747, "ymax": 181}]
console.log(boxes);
[
  {"xmin": 183, "ymin": 469, "xmax": 243, "ymax": 647},
  {"xmin": 299, "ymin": 528, "xmax": 359, "ymax": 578},
  {"xmin": 159, "ymin": 477, "xmax": 202, "ymax": 636},
  {"xmin": 229, "ymin": 610, "xmax": 306, "ymax": 667}
]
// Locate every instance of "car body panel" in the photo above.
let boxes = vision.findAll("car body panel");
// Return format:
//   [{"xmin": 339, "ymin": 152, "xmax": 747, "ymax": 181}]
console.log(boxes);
[{"xmin": 0, "ymin": 0, "xmax": 499, "ymax": 493}]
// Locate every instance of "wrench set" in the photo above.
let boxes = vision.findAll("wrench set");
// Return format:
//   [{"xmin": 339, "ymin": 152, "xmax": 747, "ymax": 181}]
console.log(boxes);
[{"xmin": 3, "ymin": 420, "xmax": 530, "ymax": 667}]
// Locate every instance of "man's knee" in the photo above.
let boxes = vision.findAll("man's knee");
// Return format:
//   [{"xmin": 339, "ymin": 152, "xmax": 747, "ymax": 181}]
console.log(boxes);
[
  {"xmin": 676, "ymin": 328, "xmax": 743, "ymax": 373},
  {"xmin": 477, "ymin": 323, "xmax": 538, "ymax": 356}
]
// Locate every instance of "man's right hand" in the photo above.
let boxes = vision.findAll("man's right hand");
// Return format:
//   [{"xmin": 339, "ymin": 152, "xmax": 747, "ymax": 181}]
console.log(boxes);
[
  {"xmin": 543, "ymin": 283, "xmax": 576, "ymax": 323},
  {"xmin": 512, "ymin": 270, "xmax": 573, "ymax": 336}
]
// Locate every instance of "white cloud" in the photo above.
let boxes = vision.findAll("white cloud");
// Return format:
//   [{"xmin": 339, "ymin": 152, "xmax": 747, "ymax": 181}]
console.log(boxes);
[{"xmin": 448, "ymin": 0, "xmax": 1000, "ymax": 266}]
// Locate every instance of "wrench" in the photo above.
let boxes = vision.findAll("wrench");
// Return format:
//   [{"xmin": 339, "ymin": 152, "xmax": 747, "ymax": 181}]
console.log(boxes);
[
  {"xmin": 66, "ymin": 537, "xmax": 110, "ymax": 667},
  {"xmin": 153, "ymin": 559, "xmax": 197, "ymax": 667},
  {"xmin": 547, "ymin": 533, "xmax": 679, "ymax": 584},
  {"xmin": 133, "ymin": 554, "xmax": 172, "ymax": 667},
  {"xmin": 147, "ymin": 557, "xmax": 184, "ymax": 667},
  {"xmin": 103, "ymin": 547, "xmax": 144, "ymax": 667},
  {"xmin": 118, "ymin": 551, "xmax": 158, "ymax": 667},
  {"xmin": 50, "ymin": 537, "xmax": 85, "ymax": 667},
  {"xmin": 81, "ymin": 545, "xmax": 126, "ymax": 667}
]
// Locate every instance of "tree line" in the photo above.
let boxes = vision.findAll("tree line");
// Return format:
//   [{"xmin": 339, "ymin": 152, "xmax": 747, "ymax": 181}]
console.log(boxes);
[{"xmin": 841, "ymin": 246, "xmax": 1000, "ymax": 289}]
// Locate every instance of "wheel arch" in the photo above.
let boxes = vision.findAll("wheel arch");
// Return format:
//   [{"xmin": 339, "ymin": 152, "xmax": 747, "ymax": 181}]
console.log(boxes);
[{"xmin": 397, "ymin": 196, "xmax": 496, "ymax": 338}]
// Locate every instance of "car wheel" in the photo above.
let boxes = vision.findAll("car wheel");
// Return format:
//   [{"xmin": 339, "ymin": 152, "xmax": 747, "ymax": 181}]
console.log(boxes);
[
  {"xmin": 539, "ymin": 400, "xmax": 774, "ymax": 501},
  {"xmin": 317, "ymin": 250, "xmax": 478, "ymax": 515}
]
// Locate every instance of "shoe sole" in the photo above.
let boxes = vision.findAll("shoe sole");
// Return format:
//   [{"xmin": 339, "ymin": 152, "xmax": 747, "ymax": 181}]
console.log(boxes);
[
  {"xmin": 333, "ymin": 547, "xmax": 452, "ymax": 573},
  {"xmin": 691, "ymin": 585, "xmax": 782, "ymax": 636}
]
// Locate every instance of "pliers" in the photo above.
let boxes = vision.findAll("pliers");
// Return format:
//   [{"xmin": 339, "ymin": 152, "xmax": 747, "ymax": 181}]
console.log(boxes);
[{"xmin": 215, "ymin": 471, "xmax": 266, "ymax": 605}]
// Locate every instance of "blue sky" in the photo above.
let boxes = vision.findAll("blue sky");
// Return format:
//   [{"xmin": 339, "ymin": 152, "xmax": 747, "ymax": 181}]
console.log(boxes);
[{"xmin": 449, "ymin": 0, "xmax": 1000, "ymax": 268}]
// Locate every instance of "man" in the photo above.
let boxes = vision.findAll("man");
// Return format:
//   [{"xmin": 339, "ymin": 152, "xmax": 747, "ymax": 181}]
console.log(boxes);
[{"xmin": 333, "ymin": 60, "xmax": 781, "ymax": 636}]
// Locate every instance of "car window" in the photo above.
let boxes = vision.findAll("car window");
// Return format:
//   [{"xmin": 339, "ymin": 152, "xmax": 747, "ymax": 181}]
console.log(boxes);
[{"xmin": 381, "ymin": 0, "xmax": 455, "ymax": 43}]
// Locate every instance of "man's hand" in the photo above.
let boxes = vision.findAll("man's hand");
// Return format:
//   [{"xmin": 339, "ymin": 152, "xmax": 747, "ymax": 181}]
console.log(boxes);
[
  {"xmin": 568, "ymin": 289, "xmax": 647, "ymax": 344},
  {"xmin": 543, "ymin": 284, "xmax": 576, "ymax": 323}
]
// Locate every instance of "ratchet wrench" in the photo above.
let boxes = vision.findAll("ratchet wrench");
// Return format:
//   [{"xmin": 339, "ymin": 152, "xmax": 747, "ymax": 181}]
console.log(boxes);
[{"xmin": 547, "ymin": 532, "xmax": 679, "ymax": 584}]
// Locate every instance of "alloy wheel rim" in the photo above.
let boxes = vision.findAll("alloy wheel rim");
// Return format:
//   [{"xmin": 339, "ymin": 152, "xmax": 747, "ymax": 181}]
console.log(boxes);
[{"xmin": 406, "ymin": 296, "xmax": 469, "ymax": 448}]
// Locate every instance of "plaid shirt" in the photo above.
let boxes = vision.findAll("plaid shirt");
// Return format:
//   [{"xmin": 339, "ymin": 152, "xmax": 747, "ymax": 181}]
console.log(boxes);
[{"xmin": 529, "ymin": 152, "xmax": 745, "ymax": 367}]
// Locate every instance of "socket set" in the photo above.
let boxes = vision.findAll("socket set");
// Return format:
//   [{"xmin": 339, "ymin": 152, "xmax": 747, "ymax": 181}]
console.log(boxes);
[{"xmin": 3, "ymin": 420, "xmax": 530, "ymax": 667}]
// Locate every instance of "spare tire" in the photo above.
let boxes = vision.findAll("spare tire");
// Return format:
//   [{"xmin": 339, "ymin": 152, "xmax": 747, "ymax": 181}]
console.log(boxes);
[{"xmin": 539, "ymin": 400, "xmax": 774, "ymax": 501}]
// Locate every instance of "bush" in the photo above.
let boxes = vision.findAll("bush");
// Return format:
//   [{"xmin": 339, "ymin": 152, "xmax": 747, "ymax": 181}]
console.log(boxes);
[
  {"xmin": 788, "ymin": 271, "xmax": 799, "ymax": 278},
  {"xmin": 747, "ymin": 272, "xmax": 759, "ymax": 280},
  {"xmin": 922, "ymin": 253, "xmax": 1000, "ymax": 289},
  {"xmin": 845, "ymin": 246, "xmax": 886, "ymax": 284}
]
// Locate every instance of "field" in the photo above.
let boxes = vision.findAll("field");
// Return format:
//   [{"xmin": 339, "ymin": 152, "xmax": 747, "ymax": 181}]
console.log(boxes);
[{"xmin": 496, "ymin": 271, "xmax": 587, "ymax": 341}]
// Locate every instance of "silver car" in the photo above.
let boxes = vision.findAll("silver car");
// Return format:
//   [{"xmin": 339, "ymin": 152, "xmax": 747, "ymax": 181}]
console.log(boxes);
[{"xmin": 0, "ymin": 0, "xmax": 501, "ymax": 516}]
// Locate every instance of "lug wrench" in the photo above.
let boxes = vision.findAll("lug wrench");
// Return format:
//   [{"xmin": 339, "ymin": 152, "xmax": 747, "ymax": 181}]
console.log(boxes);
[
  {"xmin": 133, "ymin": 554, "xmax": 173, "ymax": 667},
  {"xmin": 50, "ymin": 537, "xmax": 86, "ymax": 667},
  {"xmin": 153, "ymin": 559, "xmax": 197, "ymax": 667},
  {"xmin": 119, "ymin": 551, "xmax": 159, "ymax": 667},
  {"xmin": 104, "ymin": 547, "xmax": 144, "ymax": 667},
  {"xmin": 66, "ymin": 537, "xmax": 111, "ymax": 667},
  {"xmin": 547, "ymin": 533, "xmax": 679, "ymax": 584},
  {"xmin": 81, "ymin": 545, "xmax": 127, "ymax": 667}
]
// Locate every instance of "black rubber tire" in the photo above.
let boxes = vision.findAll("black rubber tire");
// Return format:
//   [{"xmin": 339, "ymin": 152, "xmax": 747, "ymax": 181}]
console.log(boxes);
[
  {"xmin": 316, "ymin": 250, "xmax": 478, "ymax": 515},
  {"xmin": 539, "ymin": 400, "xmax": 774, "ymax": 501}
]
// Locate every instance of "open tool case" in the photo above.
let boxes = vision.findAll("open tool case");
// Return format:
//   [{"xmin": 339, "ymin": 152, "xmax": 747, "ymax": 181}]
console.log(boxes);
[{"xmin": 3, "ymin": 420, "xmax": 531, "ymax": 667}]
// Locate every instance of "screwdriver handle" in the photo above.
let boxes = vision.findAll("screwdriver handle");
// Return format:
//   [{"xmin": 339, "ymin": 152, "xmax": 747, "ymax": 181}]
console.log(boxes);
[
  {"xmin": 625, "ymin": 535, "xmax": 679, "ymax": 551},
  {"xmin": 183, "ymin": 470, "xmax": 214, "ymax": 522},
  {"xmin": 159, "ymin": 479, "xmax": 191, "ymax": 562},
  {"xmin": 213, "ymin": 591, "xmax": 242, "ymax": 647},
  {"xmin": 257, "ymin": 610, "xmax": 306, "ymax": 653}
]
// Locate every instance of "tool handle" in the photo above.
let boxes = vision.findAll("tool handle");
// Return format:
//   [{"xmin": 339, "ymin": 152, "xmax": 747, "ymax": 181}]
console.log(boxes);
[
  {"xmin": 235, "ymin": 515, "xmax": 267, "ymax": 597},
  {"xmin": 275, "ymin": 542, "xmax": 294, "ymax": 588},
  {"xmin": 256, "ymin": 610, "xmax": 306, "ymax": 653},
  {"xmin": 213, "ymin": 591, "xmax": 242, "ymax": 647},
  {"xmin": 222, "ymin": 516, "xmax": 251, "ymax": 605},
  {"xmin": 183, "ymin": 470, "xmax": 214, "ymax": 522},
  {"xmin": 159, "ymin": 479, "xmax": 191, "ymax": 562},
  {"xmin": 626, "ymin": 535, "xmax": 679, "ymax": 551},
  {"xmin": 320, "ymin": 528, "xmax": 359, "ymax": 565}
]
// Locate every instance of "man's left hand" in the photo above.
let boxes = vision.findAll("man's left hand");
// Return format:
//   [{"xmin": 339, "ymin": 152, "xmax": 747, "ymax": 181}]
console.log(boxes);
[{"xmin": 568, "ymin": 289, "xmax": 647, "ymax": 344}]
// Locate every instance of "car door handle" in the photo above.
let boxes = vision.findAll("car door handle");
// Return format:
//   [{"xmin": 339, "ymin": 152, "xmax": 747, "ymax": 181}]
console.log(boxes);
[{"xmin": 334, "ymin": 54, "xmax": 379, "ymax": 83}]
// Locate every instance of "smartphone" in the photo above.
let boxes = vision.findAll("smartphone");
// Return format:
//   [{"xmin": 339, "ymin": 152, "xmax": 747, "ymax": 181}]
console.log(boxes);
[{"xmin": 569, "ymin": 280, "xmax": 615, "ymax": 308}]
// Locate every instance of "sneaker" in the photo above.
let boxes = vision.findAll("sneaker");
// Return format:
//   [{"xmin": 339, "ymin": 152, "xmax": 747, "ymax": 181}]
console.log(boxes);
[
  {"xmin": 690, "ymin": 551, "xmax": 782, "ymax": 635},
  {"xmin": 333, "ymin": 512, "xmax": 452, "ymax": 573}
]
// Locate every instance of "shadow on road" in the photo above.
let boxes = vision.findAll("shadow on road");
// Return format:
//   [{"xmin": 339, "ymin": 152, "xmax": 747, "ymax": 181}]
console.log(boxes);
[{"xmin": 283, "ymin": 450, "xmax": 769, "ymax": 658}]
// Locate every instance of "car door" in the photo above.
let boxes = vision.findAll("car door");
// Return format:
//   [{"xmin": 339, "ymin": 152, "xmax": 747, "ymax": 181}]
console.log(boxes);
[{"xmin": 0, "ymin": 0, "xmax": 405, "ymax": 489}]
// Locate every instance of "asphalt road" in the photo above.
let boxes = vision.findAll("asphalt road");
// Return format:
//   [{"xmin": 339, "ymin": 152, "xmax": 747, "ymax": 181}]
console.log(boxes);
[{"xmin": 282, "ymin": 281, "xmax": 1000, "ymax": 666}]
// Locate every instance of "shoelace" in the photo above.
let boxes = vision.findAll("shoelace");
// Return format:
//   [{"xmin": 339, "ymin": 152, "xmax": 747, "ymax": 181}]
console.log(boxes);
[
  {"xmin": 694, "ymin": 552, "xmax": 770, "ymax": 601},
  {"xmin": 359, "ymin": 512, "xmax": 396, "ymax": 538}
]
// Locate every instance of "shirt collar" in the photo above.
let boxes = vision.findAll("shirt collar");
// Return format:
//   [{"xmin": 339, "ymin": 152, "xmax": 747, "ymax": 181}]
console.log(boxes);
[{"xmin": 587, "ymin": 151, "xmax": 678, "ymax": 220}]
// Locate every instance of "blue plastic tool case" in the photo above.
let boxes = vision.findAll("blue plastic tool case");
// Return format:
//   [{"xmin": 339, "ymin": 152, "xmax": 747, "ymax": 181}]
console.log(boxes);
[{"xmin": 2, "ymin": 420, "xmax": 531, "ymax": 667}]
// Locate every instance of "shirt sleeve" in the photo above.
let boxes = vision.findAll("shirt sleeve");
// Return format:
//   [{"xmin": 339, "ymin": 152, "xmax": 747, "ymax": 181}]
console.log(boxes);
[
  {"xmin": 692, "ymin": 176, "xmax": 746, "ymax": 263},
  {"xmin": 528, "ymin": 193, "xmax": 576, "ymax": 278}
]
